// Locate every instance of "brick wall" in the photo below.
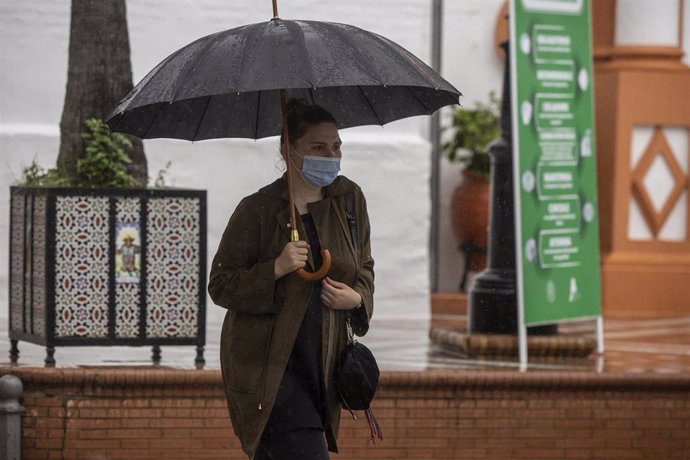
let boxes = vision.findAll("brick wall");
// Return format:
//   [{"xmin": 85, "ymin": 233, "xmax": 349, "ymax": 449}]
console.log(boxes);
[{"xmin": 2, "ymin": 367, "xmax": 689, "ymax": 460}]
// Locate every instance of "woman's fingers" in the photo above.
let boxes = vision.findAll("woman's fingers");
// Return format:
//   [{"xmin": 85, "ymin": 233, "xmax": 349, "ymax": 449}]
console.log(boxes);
[
  {"xmin": 274, "ymin": 241, "xmax": 310, "ymax": 279},
  {"xmin": 287, "ymin": 242, "xmax": 309, "ymax": 265},
  {"xmin": 320, "ymin": 289, "xmax": 334, "ymax": 306},
  {"xmin": 321, "ymin": 277, "xmax": 361, "ymax": 310},
  {"xmin": 320, "ymin": 282, "xmax": 337, "ymax": 307},
  {"xmin": 324, "ymin": 277, "xmax": 345, "ymax": 288}
]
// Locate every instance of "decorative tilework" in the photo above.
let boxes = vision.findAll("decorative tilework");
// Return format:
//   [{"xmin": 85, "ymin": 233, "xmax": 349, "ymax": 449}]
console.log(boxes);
[
  {"xmin": 115, "ymin": 283, "xmax": 140, "ymax": 337},
  {"xmin": 55, "ymin": 196, "xmax": 110, "ymax": 338},
  {"xmin": 146, "ymin": 197, "xmax": 200, "ymax": 338},
  {"xmin": 23, "ymin": 196, "xmax": 32, "ymax": 331},
  {"xmin": 10, "ymin": 193, "xmax": 25, "ymax": 333},
  {"xmin": 9, "ymin": 188, "xmax": 204, "ymax": 355},
  {"xmin": 32, "ymin": 195, "xmax": 47, "ymax": 336}
]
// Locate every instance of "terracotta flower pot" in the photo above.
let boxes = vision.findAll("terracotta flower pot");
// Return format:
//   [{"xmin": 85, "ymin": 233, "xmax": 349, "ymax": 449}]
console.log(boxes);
[{"xmin": 451, "ymin": 169, "xmax": 490, "ymax": 271}]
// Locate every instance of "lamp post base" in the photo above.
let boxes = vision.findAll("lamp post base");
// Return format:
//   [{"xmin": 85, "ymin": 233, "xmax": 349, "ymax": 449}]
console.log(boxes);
[{"xmin": 469, "ymin": 268, "xmax": 557, "ymax": 335}]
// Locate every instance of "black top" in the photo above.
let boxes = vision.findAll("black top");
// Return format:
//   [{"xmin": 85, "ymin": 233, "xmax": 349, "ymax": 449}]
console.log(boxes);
[{"xmin": 263, "ymin": 213, "xmax": 330, "ymax": 436}]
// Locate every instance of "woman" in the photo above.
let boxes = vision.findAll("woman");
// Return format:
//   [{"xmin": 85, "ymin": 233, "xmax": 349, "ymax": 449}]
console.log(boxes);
[{"xmin": 208, "ymin": 99, "xmax": 375, "ymax": 460}]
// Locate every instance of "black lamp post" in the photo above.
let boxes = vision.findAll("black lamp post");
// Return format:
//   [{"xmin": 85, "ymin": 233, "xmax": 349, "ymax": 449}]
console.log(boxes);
[{"xmin": 468, "ymin": 42, "xmax": 556, "ymax": 336}]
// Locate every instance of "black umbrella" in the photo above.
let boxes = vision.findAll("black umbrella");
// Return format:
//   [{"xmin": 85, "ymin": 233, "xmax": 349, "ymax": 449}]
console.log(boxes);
[{"xmin": 107, "ymin": 2, "xmax": 461, "ymax": 279}]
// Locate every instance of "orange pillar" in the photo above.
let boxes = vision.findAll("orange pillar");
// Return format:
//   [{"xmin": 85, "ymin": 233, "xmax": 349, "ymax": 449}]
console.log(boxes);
[{"xmin": 593, "ymin": 0, "xmax": 690, "ymax": 318}]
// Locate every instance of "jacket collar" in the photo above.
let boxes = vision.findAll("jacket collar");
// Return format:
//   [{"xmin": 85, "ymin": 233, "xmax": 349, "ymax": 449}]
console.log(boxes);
[{"xmin": 267, "ymin": 174, "xmax": 357, "ymax": 270}]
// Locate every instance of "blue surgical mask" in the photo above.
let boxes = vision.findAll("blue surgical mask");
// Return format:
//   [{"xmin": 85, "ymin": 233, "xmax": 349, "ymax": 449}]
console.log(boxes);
[{"xmin": 291, "ymin": 147, "xmax": 341, "ymax": 188}]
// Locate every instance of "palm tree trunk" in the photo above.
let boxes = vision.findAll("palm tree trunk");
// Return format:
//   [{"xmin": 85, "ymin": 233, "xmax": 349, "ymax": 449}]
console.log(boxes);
[{"xmin": 57, "ymin": 0, "xmax": 147, "ymax": 186}]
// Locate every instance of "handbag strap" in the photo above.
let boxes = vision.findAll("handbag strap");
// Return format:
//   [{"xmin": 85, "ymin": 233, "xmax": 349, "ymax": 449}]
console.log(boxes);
[
  {"xmin": 343, "ymin": 193, "xmax": 383, "ymax": 443},
  {"xmin": 346, "ymin": 315, "xmax": 355, "ymax": 344},
  {"xmin": 345, "ymin": 192, "xmax": 358, "ymax": 343},
  {"xmin": 345, "ymin": 192, "xmax": 357, "ymax": 254}
]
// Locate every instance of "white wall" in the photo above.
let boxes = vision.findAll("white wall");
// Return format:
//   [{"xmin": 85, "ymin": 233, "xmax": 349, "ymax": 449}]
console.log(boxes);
[
  {"xmin": 615, "ymin": 0, "xmax": 680, "ymax": 47},
  {"xmin": 436, "ymin": 0, "xmax": 505, "ymax": 292},
  {"xmin": 0, "ymin": 0, "xmax": 437, "ymax": 350}
]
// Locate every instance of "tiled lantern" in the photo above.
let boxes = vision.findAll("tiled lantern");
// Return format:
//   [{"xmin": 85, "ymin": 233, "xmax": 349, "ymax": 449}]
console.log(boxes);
[{"xmin": 8, "ymin": 187, "xmax": 207, "ymax": 367}]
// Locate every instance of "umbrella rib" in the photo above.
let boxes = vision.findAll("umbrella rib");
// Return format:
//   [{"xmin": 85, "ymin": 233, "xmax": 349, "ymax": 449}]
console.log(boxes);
[
  {"xmin": 357, "ymin": 86, "xmax": 384, "ymax": 125},
  {"xmin": 365, "ymin": 30, "xmax": 440, "ymax": 87},
  {"xmin": 141, "ymin": 103, "xmax": 167, "ymax": 139},
  {"xmin": 289, "ymin": 21, "xmax": 318, "ymax": 88},
  {"xmin": 254, "ymin": 91, "xmax": 262, "ymax": 139},
  {"xmin": 405, "ymin": 86, "xmax": 433, "ymax": 115},
  {"xmin": 169, "ymin": 34, "xmax": 222, "ymax": 102},
  {"xmin": 108, "ymin": 51, "xmax": 178, "ymax": 119},
  {"xmin": 192, "ymin": 96, "xmax": 213, "ymax": 141},
  {"xmin": 326, "ymin": 24, "xmax": 385, "ymax": 86}
]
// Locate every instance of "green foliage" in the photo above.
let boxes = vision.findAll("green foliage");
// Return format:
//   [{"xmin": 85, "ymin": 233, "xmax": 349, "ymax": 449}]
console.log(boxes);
[
  {"xmin": 21, "ymin": 118, "xmax": 138, "ymax": 188},
  {"xmin": 75, "ymin": 118, "xmax": 136, "ymax": 187},
  {"xmin": 20, "ymin": 160, "xmax": 71, "ymax": 187},
  {"xmin": 443, "ymin": 93, "xmax": 500, "ymax": 177}
]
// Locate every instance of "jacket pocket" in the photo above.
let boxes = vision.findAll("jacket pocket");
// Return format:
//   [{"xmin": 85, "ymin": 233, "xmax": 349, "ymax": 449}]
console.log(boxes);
[{"xmin": 227, "ymin": 313, "xmax": 274, "ymax": 394}]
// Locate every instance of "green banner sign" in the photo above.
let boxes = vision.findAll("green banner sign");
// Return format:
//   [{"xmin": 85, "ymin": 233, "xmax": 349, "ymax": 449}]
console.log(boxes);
[{"xmin": 510, "ymin": 0, "xmax": 602, "ymax": 326}]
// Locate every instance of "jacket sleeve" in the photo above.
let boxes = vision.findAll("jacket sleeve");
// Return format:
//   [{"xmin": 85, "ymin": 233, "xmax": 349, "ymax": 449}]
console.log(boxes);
[
  {"xmin": 350, "ymin": 188, "xmax": 375, "ymax": 336},
  {"xmin": 208, "ymin": 197, "xmax": 279, "ymax": 315}
]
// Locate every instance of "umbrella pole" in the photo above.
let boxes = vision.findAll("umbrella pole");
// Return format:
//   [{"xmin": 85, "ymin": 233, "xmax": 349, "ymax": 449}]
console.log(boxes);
[
  {"xmin": 272, "ymin": 0, "xmax": 279, "ymax": 19},
  {"xmin": 280, "ymin": 90, "xmax": 299, "ymax": 243},
  {"xmin": 280, "ymin": 89, "xmax": 332, "ymax": 281}
]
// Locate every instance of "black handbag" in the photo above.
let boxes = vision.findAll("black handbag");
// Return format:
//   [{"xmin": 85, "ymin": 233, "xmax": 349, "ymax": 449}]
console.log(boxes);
[
  {"xmin": 337, "ymin": 318, "xmax": 379, "ymax": 411},
  {"xmin": 334, "ymin": 193, "xmax": 383, "ymax": 443}
]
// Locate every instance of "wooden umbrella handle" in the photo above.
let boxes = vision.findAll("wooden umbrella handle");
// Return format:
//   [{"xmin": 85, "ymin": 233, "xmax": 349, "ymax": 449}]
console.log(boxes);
[{"xmin": 296, "ymin": 249, "xmax": 332, "ymax": 281}]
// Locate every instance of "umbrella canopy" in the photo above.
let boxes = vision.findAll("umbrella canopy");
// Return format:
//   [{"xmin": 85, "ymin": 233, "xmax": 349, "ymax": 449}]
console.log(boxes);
[
  {"xmin": 106, "ymin": 19, "xmax": 460, "ymax": 140},
  {"xmin": 107, "ymin": 13, "xmax": 461, "ymax": 281}
]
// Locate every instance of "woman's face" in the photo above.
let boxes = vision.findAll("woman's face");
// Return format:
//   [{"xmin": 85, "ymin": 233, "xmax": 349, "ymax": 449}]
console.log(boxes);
[{"xmin": 289, "ymin": 122, "xmax": 342, "ymax": 170}]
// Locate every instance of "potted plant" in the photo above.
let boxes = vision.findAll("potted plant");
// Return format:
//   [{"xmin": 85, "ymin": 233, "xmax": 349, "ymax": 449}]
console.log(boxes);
[
  {"xmin": 11, "ymin": 122, "xmax": 207, "ymax": 369},
  {"xmin": 443, "ymin": 93, "xmax": 499, "ymax": 289}
]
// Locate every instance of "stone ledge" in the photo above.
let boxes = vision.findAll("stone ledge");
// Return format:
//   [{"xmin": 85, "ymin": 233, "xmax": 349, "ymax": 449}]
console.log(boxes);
[
  {"xmin": 2, "ymin": 365, "xmax": 689, "ymax": 393},
  {"xmin": 0, "ymin": 366, "xmax": 221, "ymax": 388},
  {"xmin": 380, "ymin": 369, "xmax": 690, "ymax": 392},
  {"xmin": 430, "ymin": 327, "xmax": 598, "ymax": 358}
]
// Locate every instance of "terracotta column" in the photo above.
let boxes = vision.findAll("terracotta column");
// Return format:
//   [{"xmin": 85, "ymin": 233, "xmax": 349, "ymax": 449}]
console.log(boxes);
[{"xmin": 593, "ymin": 0, "xmax": 690, "ymax": 317}]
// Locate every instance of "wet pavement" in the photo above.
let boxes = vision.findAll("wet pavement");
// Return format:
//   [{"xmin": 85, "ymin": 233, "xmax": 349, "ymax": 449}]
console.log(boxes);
[{"xmin": 1, "ymin": 313, "xmax": 689, "ymax": 375}]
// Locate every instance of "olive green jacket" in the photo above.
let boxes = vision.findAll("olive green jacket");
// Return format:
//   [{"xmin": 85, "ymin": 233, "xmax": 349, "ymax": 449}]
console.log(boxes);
[{"xmin": 208, "ymin": 175, "xmax": 375, "ymax": 458}]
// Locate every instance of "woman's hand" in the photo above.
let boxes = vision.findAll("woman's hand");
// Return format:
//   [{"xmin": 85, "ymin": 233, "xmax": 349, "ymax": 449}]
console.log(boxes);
[
  {"xmin": 274, "ymin": 241, "xmax": 310, "ymax": 279},
  {"xmin": 321, "ymin": 277, "xmax": 362, "ymax": 310}
]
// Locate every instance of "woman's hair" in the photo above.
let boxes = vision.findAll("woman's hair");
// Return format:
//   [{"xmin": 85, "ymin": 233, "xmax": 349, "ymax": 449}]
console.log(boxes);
[{"xmin": 281, "ymin": 98, "xmax": 337, "ymax": 146}]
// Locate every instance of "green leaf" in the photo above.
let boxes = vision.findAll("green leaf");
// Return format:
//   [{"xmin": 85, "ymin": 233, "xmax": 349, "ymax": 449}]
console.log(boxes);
[
  {"xmin": 442, "ymin": 92, "xmax": 500, "ymax": 176},
  {"xmin": 21, "ymin": 118, "xmax": 138, "ymax": 188},
  {"xmin": 75, "ymin": 118, "xmax": 137, "ymax": 188}
]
